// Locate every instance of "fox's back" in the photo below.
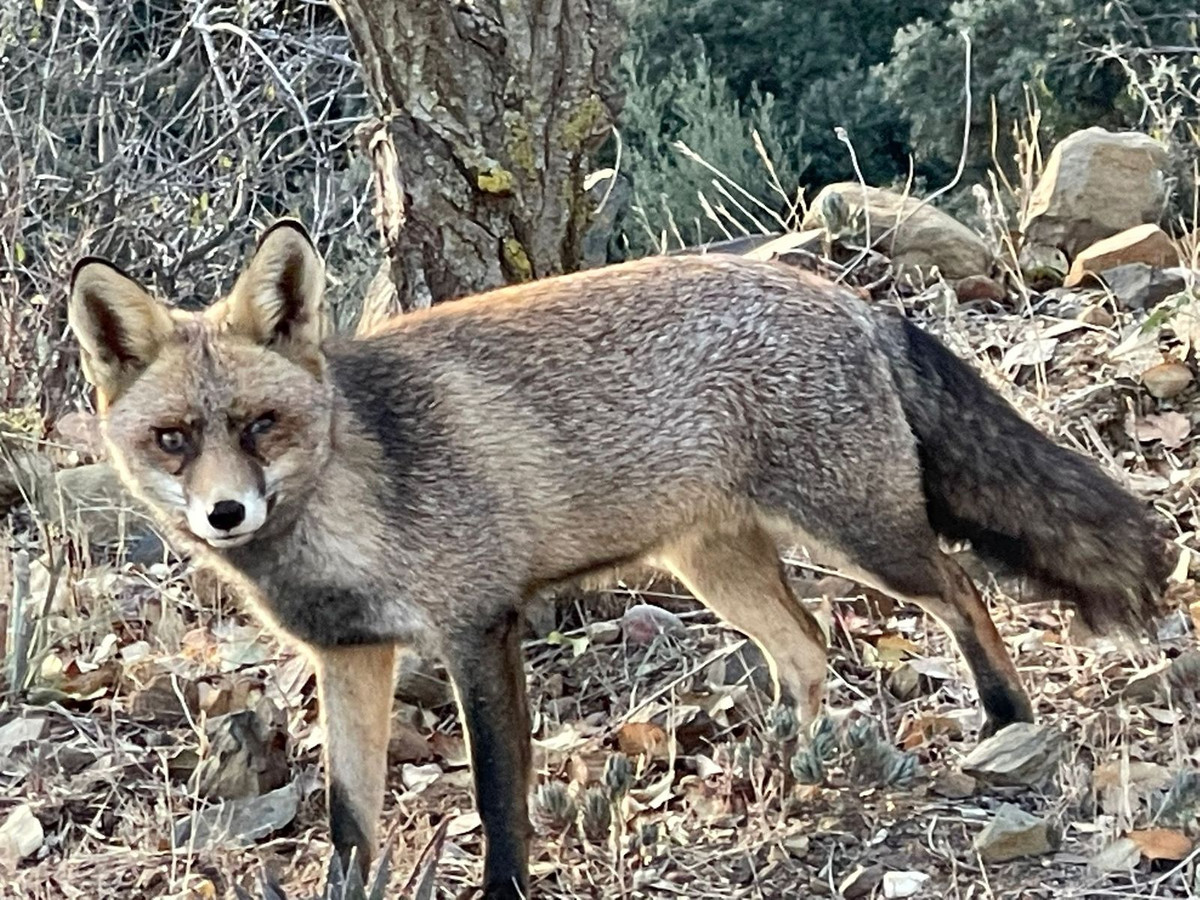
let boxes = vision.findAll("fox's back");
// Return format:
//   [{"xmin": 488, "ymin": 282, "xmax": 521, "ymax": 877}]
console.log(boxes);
[{"xmin": 323, "ymin": 255, "xmax": 910, "ymax": 580}]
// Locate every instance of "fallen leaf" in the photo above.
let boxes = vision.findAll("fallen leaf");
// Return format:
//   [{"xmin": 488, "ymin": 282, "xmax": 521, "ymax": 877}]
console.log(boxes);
[
  {"xmin": 0, "ymin": 805, "xmax": 43, "ymax": 863},
  {"xmin": 1090, "ymin": 837, "xmax": 1142, "ymax": 874},
  {"xmin": 1001, "ymin": 337, "xmax": 1057, "ymax": 370},
  {"xmin": 616, "ymin": 722, "xmax": 670, "ymax": 759},
  {"xmin": 1128, "ymin": 828, "xmax": 1192, "ymax": 861},
  {"xmin": 875, "ymin": 633, "xmax": 923, "ymax": 661},
  {"xmin": 1129, "ymin": 411, "xmax": 1191, "ymax": 448},
  {"xmin": 401, "ymin": 763, "xmax": 444, "ymax": 794},
  {"xmin": 0, "ymin": 716, "xmax": 46, "ymax": 756},
  {"xmin": 173, "ymin": 783, "xmax": 299, "ymax": 850}
]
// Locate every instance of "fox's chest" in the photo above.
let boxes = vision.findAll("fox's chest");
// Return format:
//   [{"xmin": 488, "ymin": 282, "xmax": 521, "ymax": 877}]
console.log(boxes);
[{"xmin": 226, "ymin": 528, "xmax": 423, "ymax": 649}]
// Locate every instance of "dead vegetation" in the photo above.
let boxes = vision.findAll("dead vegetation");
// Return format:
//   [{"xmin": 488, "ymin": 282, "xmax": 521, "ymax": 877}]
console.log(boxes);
[
  {"xmin": 5, "ymin": 5, "xmax": 1200, "ymax": 900},
  {"xmin": 3, "ymin": 265, "xmax": 1200, "ymax": 898}
]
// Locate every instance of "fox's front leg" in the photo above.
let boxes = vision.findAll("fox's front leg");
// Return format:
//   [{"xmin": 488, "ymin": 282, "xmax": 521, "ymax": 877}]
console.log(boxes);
[
  {"xmin": 313, "ymin": 643, "xmax": 397, "ymax": 879},
  {"xmin": 444, "ymin": 611, "xmax": 534, "ymax": 900}
]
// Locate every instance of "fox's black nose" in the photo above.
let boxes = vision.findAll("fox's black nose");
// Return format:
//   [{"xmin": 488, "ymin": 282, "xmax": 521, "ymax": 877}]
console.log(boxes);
[{"xmin": 208, "ymin": 500, "xmax": 246, "ymax": 531}]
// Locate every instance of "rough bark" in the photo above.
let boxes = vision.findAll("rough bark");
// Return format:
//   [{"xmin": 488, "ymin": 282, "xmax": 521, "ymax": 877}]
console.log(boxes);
[{"xmin": 331, "ymin": 0, "xmax": 624, "ymax": 309}]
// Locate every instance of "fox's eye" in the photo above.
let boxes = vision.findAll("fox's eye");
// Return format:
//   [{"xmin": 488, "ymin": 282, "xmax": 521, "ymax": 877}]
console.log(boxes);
[
  {"xmin": 247, "ymin": 412, "xmax": 276, "ymax": 438},
  {"xmin": 155, "ymin": 428, "xmax": 188, "ymax": 454}
]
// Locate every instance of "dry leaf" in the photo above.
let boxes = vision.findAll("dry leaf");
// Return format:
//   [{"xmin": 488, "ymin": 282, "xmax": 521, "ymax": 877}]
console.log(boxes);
[
  {"xmin": 0, "ymin": 805, "xmax": 43, "ymax": 863},
  {"xmin": 1128, "ymin": 828, "xmax": 1192, "ymax": 861},
  {"xmin": 875, "ymin": 633, "xmax": 923, "ymax": 661},
  {"xmin": 1001, "ymin": 337, "xmax": 1057, "ymax": 370},
  {"xmin": 1129, "ymin": 411, "xmax": 1191, "ymax": 448},
  {"xmin": 616, "ymin": 722, "xmax": 670, "ymax": 759}
]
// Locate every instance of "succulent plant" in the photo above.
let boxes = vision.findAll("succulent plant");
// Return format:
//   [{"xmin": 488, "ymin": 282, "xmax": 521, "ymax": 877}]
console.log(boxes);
[
  {"xmin": 580, "ymin": 785, "xmax": 613, "ymax": 842},
  {"xmin": 845, "ymin": 718, "xmax": 920, "ymax": 787},
  {"xmin": 604, "ymin": 752, "xmax": 633, "ymax": 799},
  {"xmin": 232, "ymin": 821, "xmax": 447, "ymax": 900},
  {"xmin": 767, "ymin": 703, "xmax": 799, "ymax": 745},
  {"xmin": 233, "ymin": 846, "xmax": 392, "ymax": 900},
  {"xmin": 534, "ymin": 780, "xmax": 576, "ymax": 832}
]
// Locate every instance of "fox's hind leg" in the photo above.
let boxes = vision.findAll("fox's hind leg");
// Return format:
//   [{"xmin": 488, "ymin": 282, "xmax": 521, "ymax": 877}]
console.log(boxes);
[
  {"xmin": 313, "ymin": 642, "xmax": 398, "ymax": 879},
  {"xmin": 753, "ymin": 440, "xmax": 1034, "ymax": 737},
  {"xmin": 443, "ymin": 610, "xmax": 533, "ymax": 900},
  {"xmin": 655, "ymin": 521, "xmax": 828, "ymax": 726},
  {"xmin": 781, "ymin": 513, "xmax": 1034, "ymax": 737}
]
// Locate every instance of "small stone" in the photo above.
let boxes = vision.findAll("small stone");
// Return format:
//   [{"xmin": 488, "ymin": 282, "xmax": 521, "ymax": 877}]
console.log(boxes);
[
  {"xmin": 887, "ymin": 663, "xmax": 922, "ymax": 701},
  {"xmin": 1078, "ymin": 304, "xmax": 1115, "ymax": 327},
  {"xmin": 961, "ymin": 722, "xmax": 1063, "ymax": 787},
  {"xmin": 973, "ymin": 803, "xmax": 1059, "ymax": 863},
  {"xmin": 932, "ymin": 770, "xmax": 977, "ymax": 799},
  {"xmin": 1092, "ymin": 262, "xmax": 1187, "ymax": 309},
  {"xmin": 1064, "ymin": 224, "xmax": 1179, "ymax": 287},
  {"xmin": 955, "ymin": 274, "xmax": 1007, "ymax": 303},
  {"xmin": 585, "ymin": 620, "xmax": 622, "ymax": 645},
  {"xmin": 883, "ymin": 871, "xmax": 931, "ymax": 898},
  {"xmin": 1142, "ymin": 361, "xmax": 1193, "ymax": 399}
]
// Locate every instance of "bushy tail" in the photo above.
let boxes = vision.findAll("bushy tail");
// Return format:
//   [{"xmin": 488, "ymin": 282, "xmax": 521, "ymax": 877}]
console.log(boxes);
[{"xmin": 880, "ymin": 314, "xmax": 1173, "ymax": 634}]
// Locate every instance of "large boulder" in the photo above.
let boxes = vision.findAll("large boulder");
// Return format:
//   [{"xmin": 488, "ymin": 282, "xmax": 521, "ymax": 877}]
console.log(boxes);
[
  {"xmin": 802, "ymin": 183, "xmax": 992, "ymax": 281},
  {"xmin": 1022, "ymin": 128, "xmax": 1169, "ymax": 258}
]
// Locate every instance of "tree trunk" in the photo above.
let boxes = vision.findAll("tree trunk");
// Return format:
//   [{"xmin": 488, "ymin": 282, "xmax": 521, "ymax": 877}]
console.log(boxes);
[{"xmin": 331, "ymin": 0, "xmax": 624, "ymax": 310}]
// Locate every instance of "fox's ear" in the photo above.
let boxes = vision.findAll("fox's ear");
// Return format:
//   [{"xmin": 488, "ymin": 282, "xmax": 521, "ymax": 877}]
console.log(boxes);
[
  {"xmin": 68, "ymin": 259, "xmax": 176, "ymax": 409},
  {"xmin": 215, "ymin": 219, "xmax": 327, "ymax": 376}
]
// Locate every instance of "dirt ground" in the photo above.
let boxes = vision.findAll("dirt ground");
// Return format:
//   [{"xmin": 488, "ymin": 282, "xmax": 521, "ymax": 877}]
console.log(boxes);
[{"xmin": 3, "ymin": 287, "xmax": 1200, "ymax": 899}]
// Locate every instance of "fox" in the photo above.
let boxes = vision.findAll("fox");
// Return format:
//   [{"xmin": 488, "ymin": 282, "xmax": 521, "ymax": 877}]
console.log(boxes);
[{"xmin": 67, "ymin": 219, "xmax": 1170, "ymax": 898}]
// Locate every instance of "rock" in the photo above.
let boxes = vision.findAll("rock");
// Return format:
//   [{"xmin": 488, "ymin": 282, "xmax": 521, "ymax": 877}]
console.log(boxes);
[
  {"xmin": 1022, "ymin": 128, "xmax": 1170, "ymax": 258},
  {"xmin": 173, "ymin": 782, "xmax": 300, "ymax": 850},
  {"xmin": 1017, "ymin": 243, "xmax": 1068, "ymax": 290},
  {"xmin": 955, "ymin": 274, "xmax": 1007, "ymax": 303},
  {"xmin": 1064, "ymin": 225, "xmax": 1179, "ymax": 288},
  {"xmin": 673, "ymin": 232, "xmax": 783, "ymax": 258},
  {"xmin": 882, "ymin": 871, "xmax": 931, "ymax": 898},
  {"xmin": 915, "ymin": 282, "xmax": 958, "ymax": 316},
  {"xmin": 621, "ymin": 603, "xmax": 685, "ymax": 645},
  {"xmin": 973, "ymin": 803, "xmax": 1059, "ymax": 863},
  {"xmin": 1077, "ymin": 304, "xmax": 1115, "ymax": 327},
  {"xmin": 932, "ymin": 770, "xmax": 977, "ymax": 799},
  {"xmin": 960, "ymin": 722, "xmax": 1063, "ymax": 787},
  {"xmin": 1084, "ymin": 262, "xmax": 1187, "ymax": 310},
  {"xmin": 0, "ymin": 441, "xmax": 160, "ymax": 553},
  {"xmin": 802, "ymin": 183, "xmax": 992, "ymax": 280},
  {"xmin": 741, "ymin": 230, "xmax": 825, "ymax": 261},
  {"xmin": 1142, "ymin": 361, "xmax": 1193, "ymax": 399},
  {"xmin": 50, "ymin": 411, "xmax": 103, "ymax": 458},
  {"xmin": 585, "ymin": 620, "xmax": 622, "ymax": 645},
  {"xmin": 886, "ymin": 663, "xmax": 922, "ymax": 701}
]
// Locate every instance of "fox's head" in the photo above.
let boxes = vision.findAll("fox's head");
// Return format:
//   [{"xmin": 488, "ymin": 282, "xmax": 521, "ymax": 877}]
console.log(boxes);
[{"xmin": 68, "ymin": 220, "xmax": 334, "ymax": 550}]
